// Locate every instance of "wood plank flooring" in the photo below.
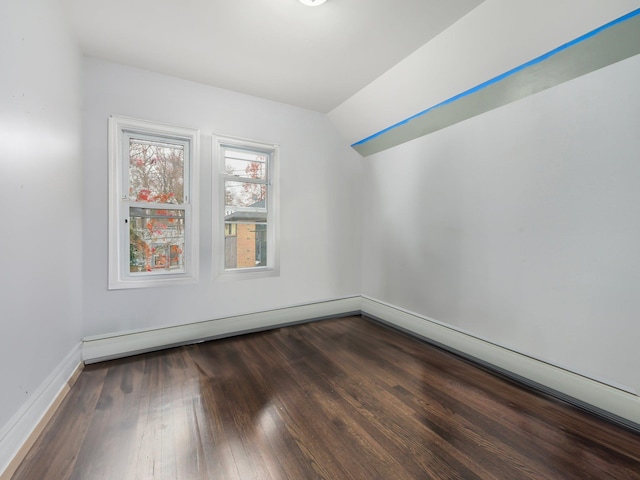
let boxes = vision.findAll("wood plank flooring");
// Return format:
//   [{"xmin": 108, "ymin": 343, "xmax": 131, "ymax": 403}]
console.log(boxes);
[{"xmin": 12, "ymin": 316, "xmax": 640, "ymax": 479}]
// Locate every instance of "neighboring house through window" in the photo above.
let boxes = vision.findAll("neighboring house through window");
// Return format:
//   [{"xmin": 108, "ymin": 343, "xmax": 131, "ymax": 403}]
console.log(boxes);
[{"xmin": 108, "ymin": 116, "xmax": 199, "ymax": 289}]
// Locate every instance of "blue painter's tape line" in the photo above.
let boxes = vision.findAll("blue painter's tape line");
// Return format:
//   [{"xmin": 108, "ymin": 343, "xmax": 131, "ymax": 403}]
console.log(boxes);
[{"xmin": 351, "ymin": 7, "xmax": 640, "ymax": 148}]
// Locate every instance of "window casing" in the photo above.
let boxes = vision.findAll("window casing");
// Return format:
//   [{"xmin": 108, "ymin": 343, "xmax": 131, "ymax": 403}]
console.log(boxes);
[
  {"xmin": 215, "ymin": 135, "xmax": 279, "ymax": 279},
  {"xmin": 109, "ymin": 116, "xmax": 199, "ymax": 289}
]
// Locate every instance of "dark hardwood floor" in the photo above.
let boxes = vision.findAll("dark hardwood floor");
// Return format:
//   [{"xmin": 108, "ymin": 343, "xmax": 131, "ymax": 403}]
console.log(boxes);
[{"xmin": 12, "ymin": 316, "xmax": 640, "ymax": 479}]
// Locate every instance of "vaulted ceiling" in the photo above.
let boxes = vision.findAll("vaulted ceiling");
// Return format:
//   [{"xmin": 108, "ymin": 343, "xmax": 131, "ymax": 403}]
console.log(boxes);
[{"xmin": 61, "ymin": 0, "xmax": 483, "ymax": 112}]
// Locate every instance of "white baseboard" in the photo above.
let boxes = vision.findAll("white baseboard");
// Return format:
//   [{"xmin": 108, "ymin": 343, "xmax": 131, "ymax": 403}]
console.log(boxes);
[
  {"xmin": 361, "ymin": 296, "xmax": 640, "ymax": 429},
  {"xmin": 5, "ymin": 294, "xmax": 636, "ymax": 478},
  {"xmin": 83, "ymin": 296, "xmax": 362, "ymax": 364},
  {"xmin": 0, "ymin": 344, "xmax": 83, "ymax": 479},
  {"xmin": 83, "ymin": 293, "xmax": 640, "ymax": 429}
]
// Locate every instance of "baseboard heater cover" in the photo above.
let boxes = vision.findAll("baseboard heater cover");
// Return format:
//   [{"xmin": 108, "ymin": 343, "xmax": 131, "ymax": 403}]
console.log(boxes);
[
  {"xmin": 360, "ymin": 296, "xmax": 640, "ymax": 434},
  {"xmin": 82, "ymin": 296, "xmax": 362, "ymax": 364},
  {"xmin": 81, "ymin": 295, "xmax": 640, "ymax": 433}
]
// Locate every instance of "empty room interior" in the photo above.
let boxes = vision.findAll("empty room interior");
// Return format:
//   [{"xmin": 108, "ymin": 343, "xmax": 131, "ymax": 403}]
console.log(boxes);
[{"xmin": 2, "ymin": 0, "xmax": 640, "ymax": 478}]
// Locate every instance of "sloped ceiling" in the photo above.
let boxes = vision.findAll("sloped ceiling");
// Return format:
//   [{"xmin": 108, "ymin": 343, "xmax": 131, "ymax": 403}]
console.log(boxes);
[{"xmin": 61, "ymin": 0, "xmax": 483, "ymax": 112}]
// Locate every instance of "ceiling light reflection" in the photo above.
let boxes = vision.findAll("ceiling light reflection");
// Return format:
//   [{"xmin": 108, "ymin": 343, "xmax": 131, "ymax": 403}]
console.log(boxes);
[{"xmin": 298, "ymin": 0, "xmax": 327, "ymax": 6}]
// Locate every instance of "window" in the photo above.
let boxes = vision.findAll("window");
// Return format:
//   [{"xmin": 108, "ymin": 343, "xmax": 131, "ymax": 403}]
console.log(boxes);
[
  {"xmin": 108, "ymin": 116, "xmax": 199, "ymax": 289},
  {"xmin": 215, "ymin": 135, "xmax": 278, "ymax": 278}
]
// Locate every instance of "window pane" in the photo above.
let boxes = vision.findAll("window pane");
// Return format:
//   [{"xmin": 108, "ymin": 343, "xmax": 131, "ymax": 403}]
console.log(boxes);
[
  {"xmin": 225, "ymin": 181, "xmax": 267, "ymax": 208},
  {"xmin": 224, "ymin": 149, "xmax": 267, "ymax": 180},
  {"xmin": 129, "ymin": 138, "xmax": 184, "ymax": 204},
  {"xmin": 129, "ymin": 207, "xmax": 185, "ymax": 272},
  {"xmin": 224, "ymin": 222, "xmax": 267, "ymax": 269}
]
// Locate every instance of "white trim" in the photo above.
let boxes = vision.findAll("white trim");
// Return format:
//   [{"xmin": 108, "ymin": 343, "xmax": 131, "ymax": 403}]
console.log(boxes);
[
  {"xmin": 4, "ymin": 297, "xmax": 637, "ymax": 476},
  {"xmin": 360, "ymin": 296, "xmax": 640, "ymax": 428},
  {"xmin": 0, "ymin": 344, "xmax": 83, "ymax": 479},
  {"xmin": 83, "ymin": 296, "xmax": 361, "ymax": 363},
  {"xmin": 81, "ymin": 294, "xmax": 640, "ymax": 427},
  {"xmin": 14, "ymin": 294, "xmax": 633, "ymax": 448},
  {"xmin": 108, "ymin": 115, "xmax": 200, "ymax": 289}
]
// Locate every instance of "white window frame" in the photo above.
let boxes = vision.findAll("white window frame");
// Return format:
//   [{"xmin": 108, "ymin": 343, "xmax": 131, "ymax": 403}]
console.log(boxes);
[
  {"xmin": 108, "ymin": 115, "xmax": 199, "ymax": 289},
  {"xmin": 214, "ymin": 134, "xmax": 279, "ymax": 280}
]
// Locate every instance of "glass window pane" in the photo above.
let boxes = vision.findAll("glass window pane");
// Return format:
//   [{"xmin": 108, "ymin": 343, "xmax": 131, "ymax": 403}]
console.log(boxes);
[
  {"xmin": 224, "ymin": 222, "xmax": 267, "ymax": 269},
  {"xmin": 224, "ymin": 149, "xmax": 267, "ymax": 180},
  {"xmin": 129, "ymin": 207, "xmax": 185, "ymax": 273},
  {"xmin": 225, "ymin": 181, "xmax": 267, "ymax": 208},
  {"xmin": 129, "ymin": 138, "xmax": 184, "ymax": 204}
]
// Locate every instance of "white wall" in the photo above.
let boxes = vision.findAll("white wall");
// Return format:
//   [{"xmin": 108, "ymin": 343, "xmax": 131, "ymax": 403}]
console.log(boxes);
[
  {"xmin": 82, "ymin": 58, "xmax": 362, "ymax": 338},
  {"xmin": 361, "ymin": 52, "xmax": 640, "ymax": 395},
  {"xmin": 2, "ymin": 0, "xmax": 637, "ymax": 465},
  {"xmin": 0, "ymin": 0, "xmax": 83, "ymax": 457}
]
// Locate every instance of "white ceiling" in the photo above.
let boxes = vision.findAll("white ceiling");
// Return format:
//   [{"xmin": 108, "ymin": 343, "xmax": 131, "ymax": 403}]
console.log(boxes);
[{"xmin": 61, "ymin": 0, "xmax": 483, "ymax": 112}]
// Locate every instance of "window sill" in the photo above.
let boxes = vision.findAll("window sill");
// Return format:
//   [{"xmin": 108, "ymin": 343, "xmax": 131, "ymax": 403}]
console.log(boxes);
[
  {"xmin": 216, "ymin": 266, "xmax": 280, "ymax": 282},
  {"xmin": 108, "ymin": 273, "xmax": 198, "ymax": 290}
]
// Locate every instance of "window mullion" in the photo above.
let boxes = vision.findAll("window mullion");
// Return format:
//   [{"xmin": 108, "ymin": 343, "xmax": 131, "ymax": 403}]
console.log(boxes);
[
  {"xmin": 128, "ymin": 201, "xmax": 186, "ymax": 210},
  {"xmin": 221, "ymin": 175, "xmax": 266, "ymax": 185}
]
